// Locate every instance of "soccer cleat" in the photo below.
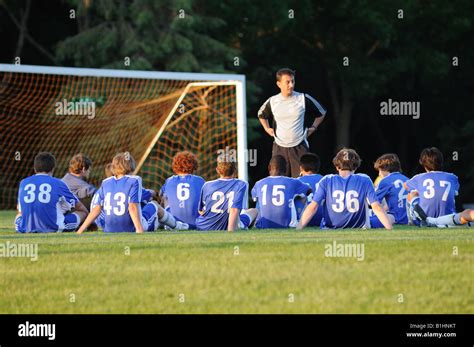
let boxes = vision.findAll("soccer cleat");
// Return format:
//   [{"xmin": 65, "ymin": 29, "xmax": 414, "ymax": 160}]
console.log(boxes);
[
  {"xmin": 174, "ymin": 221, "xmax": 189, "ymax": 230},
  {"xmin": 412, "ymin": 204, "xmax": 429, "ymax": 227}
]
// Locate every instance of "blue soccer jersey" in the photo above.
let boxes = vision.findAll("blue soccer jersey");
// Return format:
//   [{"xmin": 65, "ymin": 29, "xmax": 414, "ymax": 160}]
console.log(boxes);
[
  {"xmin": 92, "ymin": 185, "xmax": 154, "ymax": 230},
  {"xmin": 313, "ymin": 174, "xmax": 378, "ymax": 229},
  {"xmin": 252, "ymin": 176, "xmax": 310, "ymax": 228},
  {"xmin": 296, "ymin": 174, "xmax": 323, "ymax": 227},
  {"xmin": 405, "ymin": 171, "xmax": 459, "ymax": 217},
  {"xmin": 94, "ymin": 175, "xmax": 143, "ymax": 232},
  {"xmin": 160, "ymin": 174, "xmax": 205, "ymax": 229},
  {"xmin": 17, "ymin": 174, "xmax": 79, "ymax": 233},
  {"xmin": 375, "ymin": 172, "xmax": 409, "ymax": 224},
  {"xmin": 195, "ymin": 178, "xmax": 248, "ymax": 231}
]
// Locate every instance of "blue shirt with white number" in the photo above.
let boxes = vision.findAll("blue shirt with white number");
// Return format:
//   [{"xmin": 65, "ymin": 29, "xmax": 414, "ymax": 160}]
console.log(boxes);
[
  {"xmin": 160, "ymin": 174, "xmax": 205, "ymax": 229},
  {"xmin": 295, "ymin": 174, "xmax": 323, "ymax": 227},
  {"xmin": 17, "ymin": 174, "xmax": 79, "ymax": 232},
  {"xmin": 313, "ymin": 174, "xmax": 378, "ymax": 229},
  {"xmin": 252, "ymin": 176, "xmax": 310, "ymax": 228},
  {"xmin": 195, "ymin": 178, "xmax": 248, "ymax": 231},
  {"xmin": 92, "ymin": 183, "xmax": 152, "ymax": 230},
  {"xmin": 405, "ymin": 171, "xmax": 459, "ymax": 217},
  {"xmin": 93, "ymin": 175, "xmax": 142, "ymax": 232},
  {"xmin": 375, "ymin": 172, "xmax": 409, "ymax": 224}
]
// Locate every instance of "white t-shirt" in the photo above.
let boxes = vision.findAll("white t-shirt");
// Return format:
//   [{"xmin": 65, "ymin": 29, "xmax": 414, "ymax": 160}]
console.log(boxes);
[{"xmin": 258, "ymin": 91, "xmax": 326, "ymax": 148}]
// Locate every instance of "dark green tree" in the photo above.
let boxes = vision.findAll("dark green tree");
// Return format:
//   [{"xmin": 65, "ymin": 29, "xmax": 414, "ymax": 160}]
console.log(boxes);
[{"xmin": 56, "ymin": 0, "xmax": 239, "ymax": 72}]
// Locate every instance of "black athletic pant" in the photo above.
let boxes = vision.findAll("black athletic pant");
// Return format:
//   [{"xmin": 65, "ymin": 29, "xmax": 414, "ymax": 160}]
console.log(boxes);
[{"xmin": 272, "ymin": 141, "xmax": 309, "ymax": 178}]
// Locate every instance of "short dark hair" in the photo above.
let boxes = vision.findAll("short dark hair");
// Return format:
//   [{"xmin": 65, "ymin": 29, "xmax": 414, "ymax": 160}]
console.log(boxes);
[
  {"xmin": 34, "ymin": 152, "xmax": 56, "ymax": 173},
  {"xmin": 276, "ymin": 68, "xmax": 295, "ymax": 81},
  {"xmin": 268, "ymin": 155, "xmax": 287, "ymax": 175},
  {"xmin": 332, "ymin": 148, "xmax": 361, "ymax": 171},
  {"xmin": 69, "ymin": 153, "xmax": 92, "ymax": 174},
  {"xmin": 299, "ymin": 153, "xmax": 321, "ymax": 173},
  {"xmin": 374, "ymin": 153, "xmax": 401, "ymax": 173},
  {"xmin": 419, "ymin": 147, "xmax": 443, "ymax": 171}
]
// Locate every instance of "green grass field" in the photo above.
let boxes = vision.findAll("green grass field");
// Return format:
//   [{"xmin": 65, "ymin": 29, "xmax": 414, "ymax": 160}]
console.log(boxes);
[{"xmin": 0, "ymin": 210, "xmax": 472, "ymax": 314}]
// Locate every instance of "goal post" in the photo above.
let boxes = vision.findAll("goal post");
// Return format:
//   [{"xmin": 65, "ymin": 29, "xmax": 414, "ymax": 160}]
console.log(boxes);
[{"xmin": 0, "ymin": 64, "xmax": 247, "ymax": 209}]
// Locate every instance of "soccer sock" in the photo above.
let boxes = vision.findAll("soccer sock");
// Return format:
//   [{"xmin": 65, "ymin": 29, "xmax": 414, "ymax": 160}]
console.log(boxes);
[
  {"xmin": 159, "ymin": 210, "xmax": 177, "ymax": 229},
  {"xmin": 454, "ymin": 213, "xmax": 463, "ymax": 225},
  {"xmin": 410, "ymin": 196, "xmax": 420, "ymax": 206},
  {"xmin": 426, "ymin": 213, "xmax": 459, "ymax": 226},
  {"xmin": 407, "ymin": 197, "xmax": 420, "ymax": 224}
]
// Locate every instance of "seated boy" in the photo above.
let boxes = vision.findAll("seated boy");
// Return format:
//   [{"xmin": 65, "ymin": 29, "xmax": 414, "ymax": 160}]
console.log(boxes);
[
  {"xmin": 15, "ymin": 152, "xmax": 88, "ymax": 233},
  {"xmin": 295, "ymin": 153, "xmax": 323, "ymax": 227},
  {"xmin": 404, "ymin": 147, "xmax": 459, "ymax": 225},
  {"xmin": 252, "ymin": 155, "xmax": 311, "ymax": 228},
  {"xmin": 160, "ymin": 151, "xmax": 205, "ymax": 230},
  {"xmin": 62, "ymin": 153, "xmax": 97, "ymax": 209},
  {"xmin": 77, "ymin": 152, "xmax": 187, "ymax": 233},
  {"xmin": 91, "ymin": 162, "xmax": 161, "ymax": 231},
  {"xmin": 370, "ymin": 153, "xmax": 409, "ymax": 227},
  {"xmin": 297, "ymin": 148, "xmax": 392, "ymax": 230},
  {"xmin": 195, "ymin": 160, "xmax": 257, "ymax": 232}
]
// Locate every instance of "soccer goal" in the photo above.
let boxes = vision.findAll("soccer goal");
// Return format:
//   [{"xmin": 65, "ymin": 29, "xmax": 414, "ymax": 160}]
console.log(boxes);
[{"xmin": 0, "ymin": 64, "xmax": 247, "ymax": 209}]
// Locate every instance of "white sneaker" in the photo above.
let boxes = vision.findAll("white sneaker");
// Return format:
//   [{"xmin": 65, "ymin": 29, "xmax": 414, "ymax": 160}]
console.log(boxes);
[{"xmin": 174, "ymin": 221, "xmax": 189, "ymax": 230}]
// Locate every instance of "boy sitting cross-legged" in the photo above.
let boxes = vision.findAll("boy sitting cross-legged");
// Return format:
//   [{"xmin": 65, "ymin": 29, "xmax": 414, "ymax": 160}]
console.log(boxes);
[
  {"xmin": 295, "ymin": 153, "xmax": 323, "ymax": 227},
  {"xmin": 297, "ymin": 148, "xmax": 392, "ymax": 230},
  {"xmin": 369, "ymin": 153, "xmax": 409, "ymax": 228},
  {"xmin": 404, "ymin": 147, "xmax": 459, "ymax": 226},
  {"xmin": 160, "ymin": 151, "xmax": 205, "ymax": 230},
  {"xmin": 195, "ymin": 159, "xmax": 257, "ymax": 232},
  {"xmin": 78, "ymin": 152, "xmax": 187, "ymax": 233},
  {"xmin": 62, "ymin": 153, "xmax": 97, "ymax": 209},
  {"xmin": 252, "ymin": 155, "xmax": 312, "ymax": 229},
  {"xmin": 15, "ymin": 152, "xmax": 88, "ymax": 233},
  {"xmin": 90, "ymin": 161, "xmax": 169, "ymax": 231}
]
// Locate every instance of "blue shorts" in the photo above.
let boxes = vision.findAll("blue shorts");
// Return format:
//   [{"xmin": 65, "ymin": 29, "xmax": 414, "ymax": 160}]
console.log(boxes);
[
  {"xmin": 141, "ymin": 201, "xmax": 159, "ymax": 232},
  {"xmin": 61, "ymin": 213, "xmax": 81, "ymax": 231},
  {"xmin": 15, "ymin": 213, "xmax": 80, "ymax": 233},
  {"xmin": 369, "ymin": 213, "xmax": 396, "ymax": 229},
  {"xmin": 370, "ymin": 214, "xmax": 384, "ymax": 228}
]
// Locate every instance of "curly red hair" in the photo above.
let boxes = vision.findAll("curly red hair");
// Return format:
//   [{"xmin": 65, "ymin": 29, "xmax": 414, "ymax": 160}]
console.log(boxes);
[{"xmin": 172, "ymin": 151, "xmax": 198, "ymax": 174}]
